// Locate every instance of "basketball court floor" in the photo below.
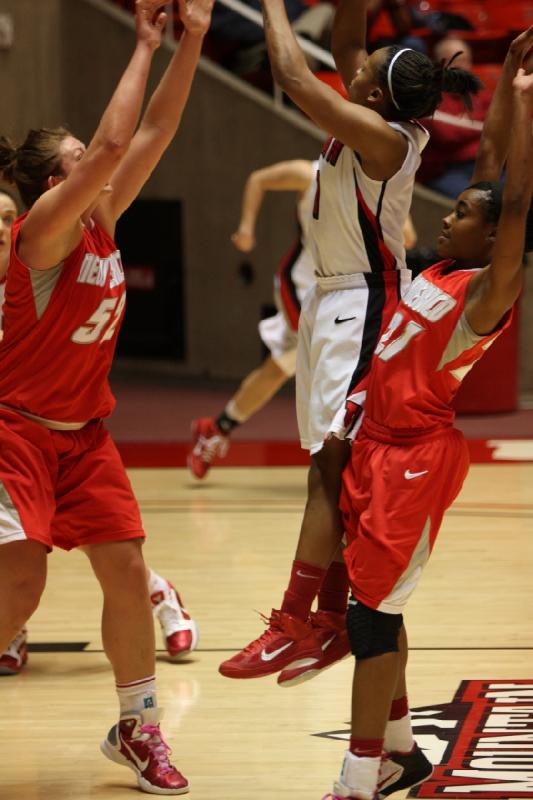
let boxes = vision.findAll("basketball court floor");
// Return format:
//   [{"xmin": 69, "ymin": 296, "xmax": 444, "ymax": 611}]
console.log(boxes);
[{"xmin": 2, "ymin": 452, "xmax": 533, "ymax": 799}]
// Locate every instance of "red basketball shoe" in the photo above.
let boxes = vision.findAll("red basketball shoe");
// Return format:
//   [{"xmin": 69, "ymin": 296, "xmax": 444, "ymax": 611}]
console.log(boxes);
[
  {"xmin": 0, "ymin": 628, "xmax": 28, "ymax": 676},
  {"xmin": 187, "ymin": 417, "xmax": 229, "ymax": 479},
  {"xmin": 218, "ymin": 609, "xmax": 319, "ymax": 679},
  {"xmin": 150, "ymin": 581, "xmax": 199, "ymax": 660},
  {"xmin": 277, "ymin": 610, "xmax": 350, "ymax": 687},
  {"xmin": 101, "ymin": 709, "xmax": 189, "ymax": 794}
]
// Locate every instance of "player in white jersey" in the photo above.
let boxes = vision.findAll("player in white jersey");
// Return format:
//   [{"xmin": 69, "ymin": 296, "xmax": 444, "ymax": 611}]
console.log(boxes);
[
  {"xmin": 188, "ymin": 159, "xmax": 318, "ymax": 478},
  {"xmin": 219, "ymin": 0, "xmax": 480, "ymax": 691},
  {"xmin": 0, "ymin": 192, "xmax": 198, "ymax": 674}
]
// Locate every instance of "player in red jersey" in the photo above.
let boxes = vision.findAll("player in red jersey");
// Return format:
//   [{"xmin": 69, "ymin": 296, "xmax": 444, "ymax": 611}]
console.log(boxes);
[
  {"xmin": 324, "ymin": 34, "xmax": 533, "ymax": 800},
  {"xmin": 0, "ymin": 0, "xmax": 212, "ymax": 793},
  {"xmin": 0, "ymin": 194, "xmax": 198, "ymax": 672},
  {"xmin": 219, "ymin": 0, "xmax": 479, "ymax": 686}
]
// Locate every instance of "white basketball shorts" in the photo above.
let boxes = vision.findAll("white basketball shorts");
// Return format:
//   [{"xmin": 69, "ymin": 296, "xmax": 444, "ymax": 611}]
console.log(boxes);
[{"xmin": 296, "ymin": 269, "xmax": 411, "ymax": 454}]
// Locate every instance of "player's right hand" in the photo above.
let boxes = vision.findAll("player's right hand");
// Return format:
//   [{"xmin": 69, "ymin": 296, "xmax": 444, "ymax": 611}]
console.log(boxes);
[
  {"xmin": 135, "ymin": 0, "xmax": 167, "ymax": 50},
  {"xmin": 231, "ymin": 229, "xmax": 256, "ymax": 252}
]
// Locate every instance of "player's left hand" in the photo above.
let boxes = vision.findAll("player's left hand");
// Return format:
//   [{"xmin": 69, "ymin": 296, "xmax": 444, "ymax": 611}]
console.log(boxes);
[{"xmin": 178, "ymin": 0, "xmax": 214, "ymax": 37}]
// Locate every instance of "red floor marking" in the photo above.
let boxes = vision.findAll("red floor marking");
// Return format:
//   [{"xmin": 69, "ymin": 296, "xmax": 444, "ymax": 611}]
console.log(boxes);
[
  {"xmin": 116, "ymin": 439, "xmax": 533, "ymax": 468},
  {"xmin": 117, "ymin": 441, "xmax": 311, "ymax": 468}
]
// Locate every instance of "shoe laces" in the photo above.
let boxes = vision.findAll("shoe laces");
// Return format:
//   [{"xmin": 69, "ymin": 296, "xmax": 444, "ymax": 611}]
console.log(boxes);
[
  {"xmin": 193, "ymin": 433, "xmax": 229, "ymax": 462},
  {"xmin": 138, "ymin": 724, "xmax": 175, "ymax": 775},
  {"xmin": 155, "ymin": 597, "xmax": 185, "ymax": 625},
  {"xmin": 239, "ymin": 611, "xmax": 283, "ymax": 654},
  {"xmin": 5, "ymin": 628, "xmax": 26, "ymax": 656}
]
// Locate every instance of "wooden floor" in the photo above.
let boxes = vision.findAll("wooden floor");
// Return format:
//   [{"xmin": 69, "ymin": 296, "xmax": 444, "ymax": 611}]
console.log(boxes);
[{"xmin": 2, "ymin": 464, "xmax": 533, "ymax": 799}]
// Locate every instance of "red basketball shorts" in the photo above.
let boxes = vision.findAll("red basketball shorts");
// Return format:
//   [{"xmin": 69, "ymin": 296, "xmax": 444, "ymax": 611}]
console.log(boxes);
[
  {"xmin": 0, "ymin": 409, "xmax": 144, "ymax": 551},
  {"xmin": 340, "ymin": 420, "xmax": 469, "ymax": 613}
]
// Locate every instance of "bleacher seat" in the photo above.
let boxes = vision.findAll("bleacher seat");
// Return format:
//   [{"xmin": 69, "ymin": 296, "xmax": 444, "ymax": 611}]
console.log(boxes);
[
  {"xmin": 471, "ymin": 62, "xmax": 501, "ymax": 94},
  {"xmin": 484, "ymin": 0, "xmax": 533, "ymax": 33}
]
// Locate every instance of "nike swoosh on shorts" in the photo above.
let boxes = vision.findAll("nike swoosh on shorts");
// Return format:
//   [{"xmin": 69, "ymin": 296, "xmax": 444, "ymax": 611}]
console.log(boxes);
[{"xmin": 404, "ymin": 469, "xmax": 429, "ymax": 480}]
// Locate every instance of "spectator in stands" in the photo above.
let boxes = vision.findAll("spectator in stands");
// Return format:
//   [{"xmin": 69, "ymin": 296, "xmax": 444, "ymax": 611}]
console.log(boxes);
[
  {"xmin": 209, "ymin": 0, "xmax": 335, "ymax": 74},
  {"xmin": 417, "ymin": 36, "xmax": 493, "ymax": 198},
  {"xmin": 367, "ymin": 0, "xmax": 427, "ymax": 54}
]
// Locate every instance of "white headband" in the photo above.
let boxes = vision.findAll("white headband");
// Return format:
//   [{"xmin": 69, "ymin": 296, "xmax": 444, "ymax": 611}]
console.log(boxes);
[{"xmin": 387, "ymin": 48, "xmax": 413, "ymax": 111}]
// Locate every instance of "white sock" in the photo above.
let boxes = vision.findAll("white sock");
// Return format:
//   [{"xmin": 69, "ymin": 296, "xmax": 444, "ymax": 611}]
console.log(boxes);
[
  {"xmin": 384, "ymin": 713, "xmax": 415, "ymax": 754},
  {"xmin": 116, "ymin": 675, "xmax": 158, "ymax": 717}
]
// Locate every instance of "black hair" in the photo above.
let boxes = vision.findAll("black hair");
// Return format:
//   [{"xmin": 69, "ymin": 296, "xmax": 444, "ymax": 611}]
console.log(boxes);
[
  {"xmin": 378, "ymin": 45, "xmax": 482, "ymax": 121},
  {"xmin": 0, "ymin": 127, "xmax": 71, "ymax": 209},
  {"xmin": 469, "ymin": 180, "xmax": 533, "ymax": 254}
]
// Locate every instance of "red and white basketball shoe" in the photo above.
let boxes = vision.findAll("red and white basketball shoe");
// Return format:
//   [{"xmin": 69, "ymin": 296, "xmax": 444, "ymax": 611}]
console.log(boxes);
[
  {"xmin": 0, "ymin": 628, "xmax": 28, "ymax": 676},
  {"xmin": 101, "ymin": 709, "xmax": 188, "ymax": 794},
  {"xmin": 277, "ymin": 610, "xmax": 350, "ymax": 687},
  {"xmin": 150, "ymin": 582, "xmax": 199, "ymax": 660},
  {"xmin": 187, "ymin": 417, "xmax": 229, "ymax": 479},
  {"xmin": 218, "ymin": 609, "xmax": 319, "ymax": 679}
]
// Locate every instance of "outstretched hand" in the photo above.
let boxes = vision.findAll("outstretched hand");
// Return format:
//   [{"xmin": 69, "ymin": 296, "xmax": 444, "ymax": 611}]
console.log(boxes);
[
  {"xmin": 178, "ymin": 0, "xmax": 214, "ymax": 37},
  {"xmin": 135, "ymin": 0, "xmax": 168, "ymax": 50},
  {"xmin": 507, "ymin": 26, "xmax": 533, "ymax": 69}
]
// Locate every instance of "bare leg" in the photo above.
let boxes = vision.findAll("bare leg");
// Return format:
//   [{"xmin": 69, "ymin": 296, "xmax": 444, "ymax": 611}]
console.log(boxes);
[
  {"xmin": 394, "ymin": 625, "xmax": 408, "ymax": 701},
  {"xmin": 0, "ymin": 540, "xmax": 47, "ymax": 651},
  {"xmin": 229, "ymin": 356, "xmax": 289, "ymax": 421},
  {"xmin": 351, "ymin": 651, "xmax": 401, "ymax": 740},
  {"xmin": 85, "ymin": 539, "xmax": 155, "ymax": 683},
  {"xmin": 295, "ymin": 436, "xmax": 350, "ymax": 567}
]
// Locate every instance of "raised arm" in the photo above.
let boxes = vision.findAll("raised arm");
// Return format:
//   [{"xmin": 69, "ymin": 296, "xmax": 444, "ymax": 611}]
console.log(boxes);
[
  {"xmin": 260, "ymin": 0, "xmax": 407, "ymax": 178},
  {"xmin": 471, "ymin": 26, "xmax": 533, "ymax": 184},
  {"xmin": 231, "ymin": 159, "xmax": 314, "ymax": 252},
  {"xmin": 331, "ymin": 0, "xmax": 368, "ymax": 92},
  {"xmin": 95, "ymin": 0, "xmax": 214, "ymax": 236},
  {"xmin": 19, "ymin": 0, "xmax": 167, "ymax": 270},
  {"xmin": 466, "ymin": 70, "xmax": 533, "ymax": 335}
]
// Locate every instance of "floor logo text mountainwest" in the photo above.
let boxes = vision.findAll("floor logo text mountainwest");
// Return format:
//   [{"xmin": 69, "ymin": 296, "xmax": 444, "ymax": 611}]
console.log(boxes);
[{"xmin": 315, "ymin": 680, "xmax": 533, "ymax": 798}]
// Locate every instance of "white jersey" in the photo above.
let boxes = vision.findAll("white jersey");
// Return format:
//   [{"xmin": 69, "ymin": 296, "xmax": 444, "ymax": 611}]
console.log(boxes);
[
  {"xmin": 308, "ymin": 122, "xmax": 429, "ymax": 277},
  {"xmin": 289, "ymin": 159, "xmax": 319, "ymax": 297}
]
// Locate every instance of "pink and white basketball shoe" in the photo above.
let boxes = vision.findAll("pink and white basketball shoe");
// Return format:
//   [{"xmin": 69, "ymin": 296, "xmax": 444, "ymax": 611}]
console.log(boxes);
[{"xmin": 101, "ymin": 709, "xmax": 189, "ymax": 794}]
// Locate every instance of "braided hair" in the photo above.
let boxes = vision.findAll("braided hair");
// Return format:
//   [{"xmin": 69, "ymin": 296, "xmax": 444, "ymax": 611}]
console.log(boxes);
[
  {"xmin": 470, "ymin": 181, "xmax": 533, "ymax": 254},
  {"xmin": 0, "ymin": 127, "xmax": 71, "ymax": 209},
  {"xmin": 378, "ymin": 45, "xmax": 482, "ymax": 121}
]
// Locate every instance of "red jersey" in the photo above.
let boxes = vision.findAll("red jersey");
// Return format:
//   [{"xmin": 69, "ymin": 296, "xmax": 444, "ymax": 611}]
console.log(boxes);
[
  {"xmin": 364, "ymin": 261, "xmax": 511, "ymax": 431},
  {"xmin": 0, "ymin": 214, "xmax": 126, "ymax": 422}
]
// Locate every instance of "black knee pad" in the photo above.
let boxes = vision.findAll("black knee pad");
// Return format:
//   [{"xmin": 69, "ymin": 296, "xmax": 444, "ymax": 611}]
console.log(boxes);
[{"xmin": 346, "ymin": 598, "xmax": 403, "ymax": 660}]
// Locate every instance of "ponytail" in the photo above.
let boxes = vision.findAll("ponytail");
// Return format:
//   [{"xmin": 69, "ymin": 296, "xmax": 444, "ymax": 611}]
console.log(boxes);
[
  {"xmin": 379, "ymin": 45, "xmax": 482, "ymax": 120},
  {"xmin": 0, "ymin": 127, "xmax": 70, "ymax": 209}
]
